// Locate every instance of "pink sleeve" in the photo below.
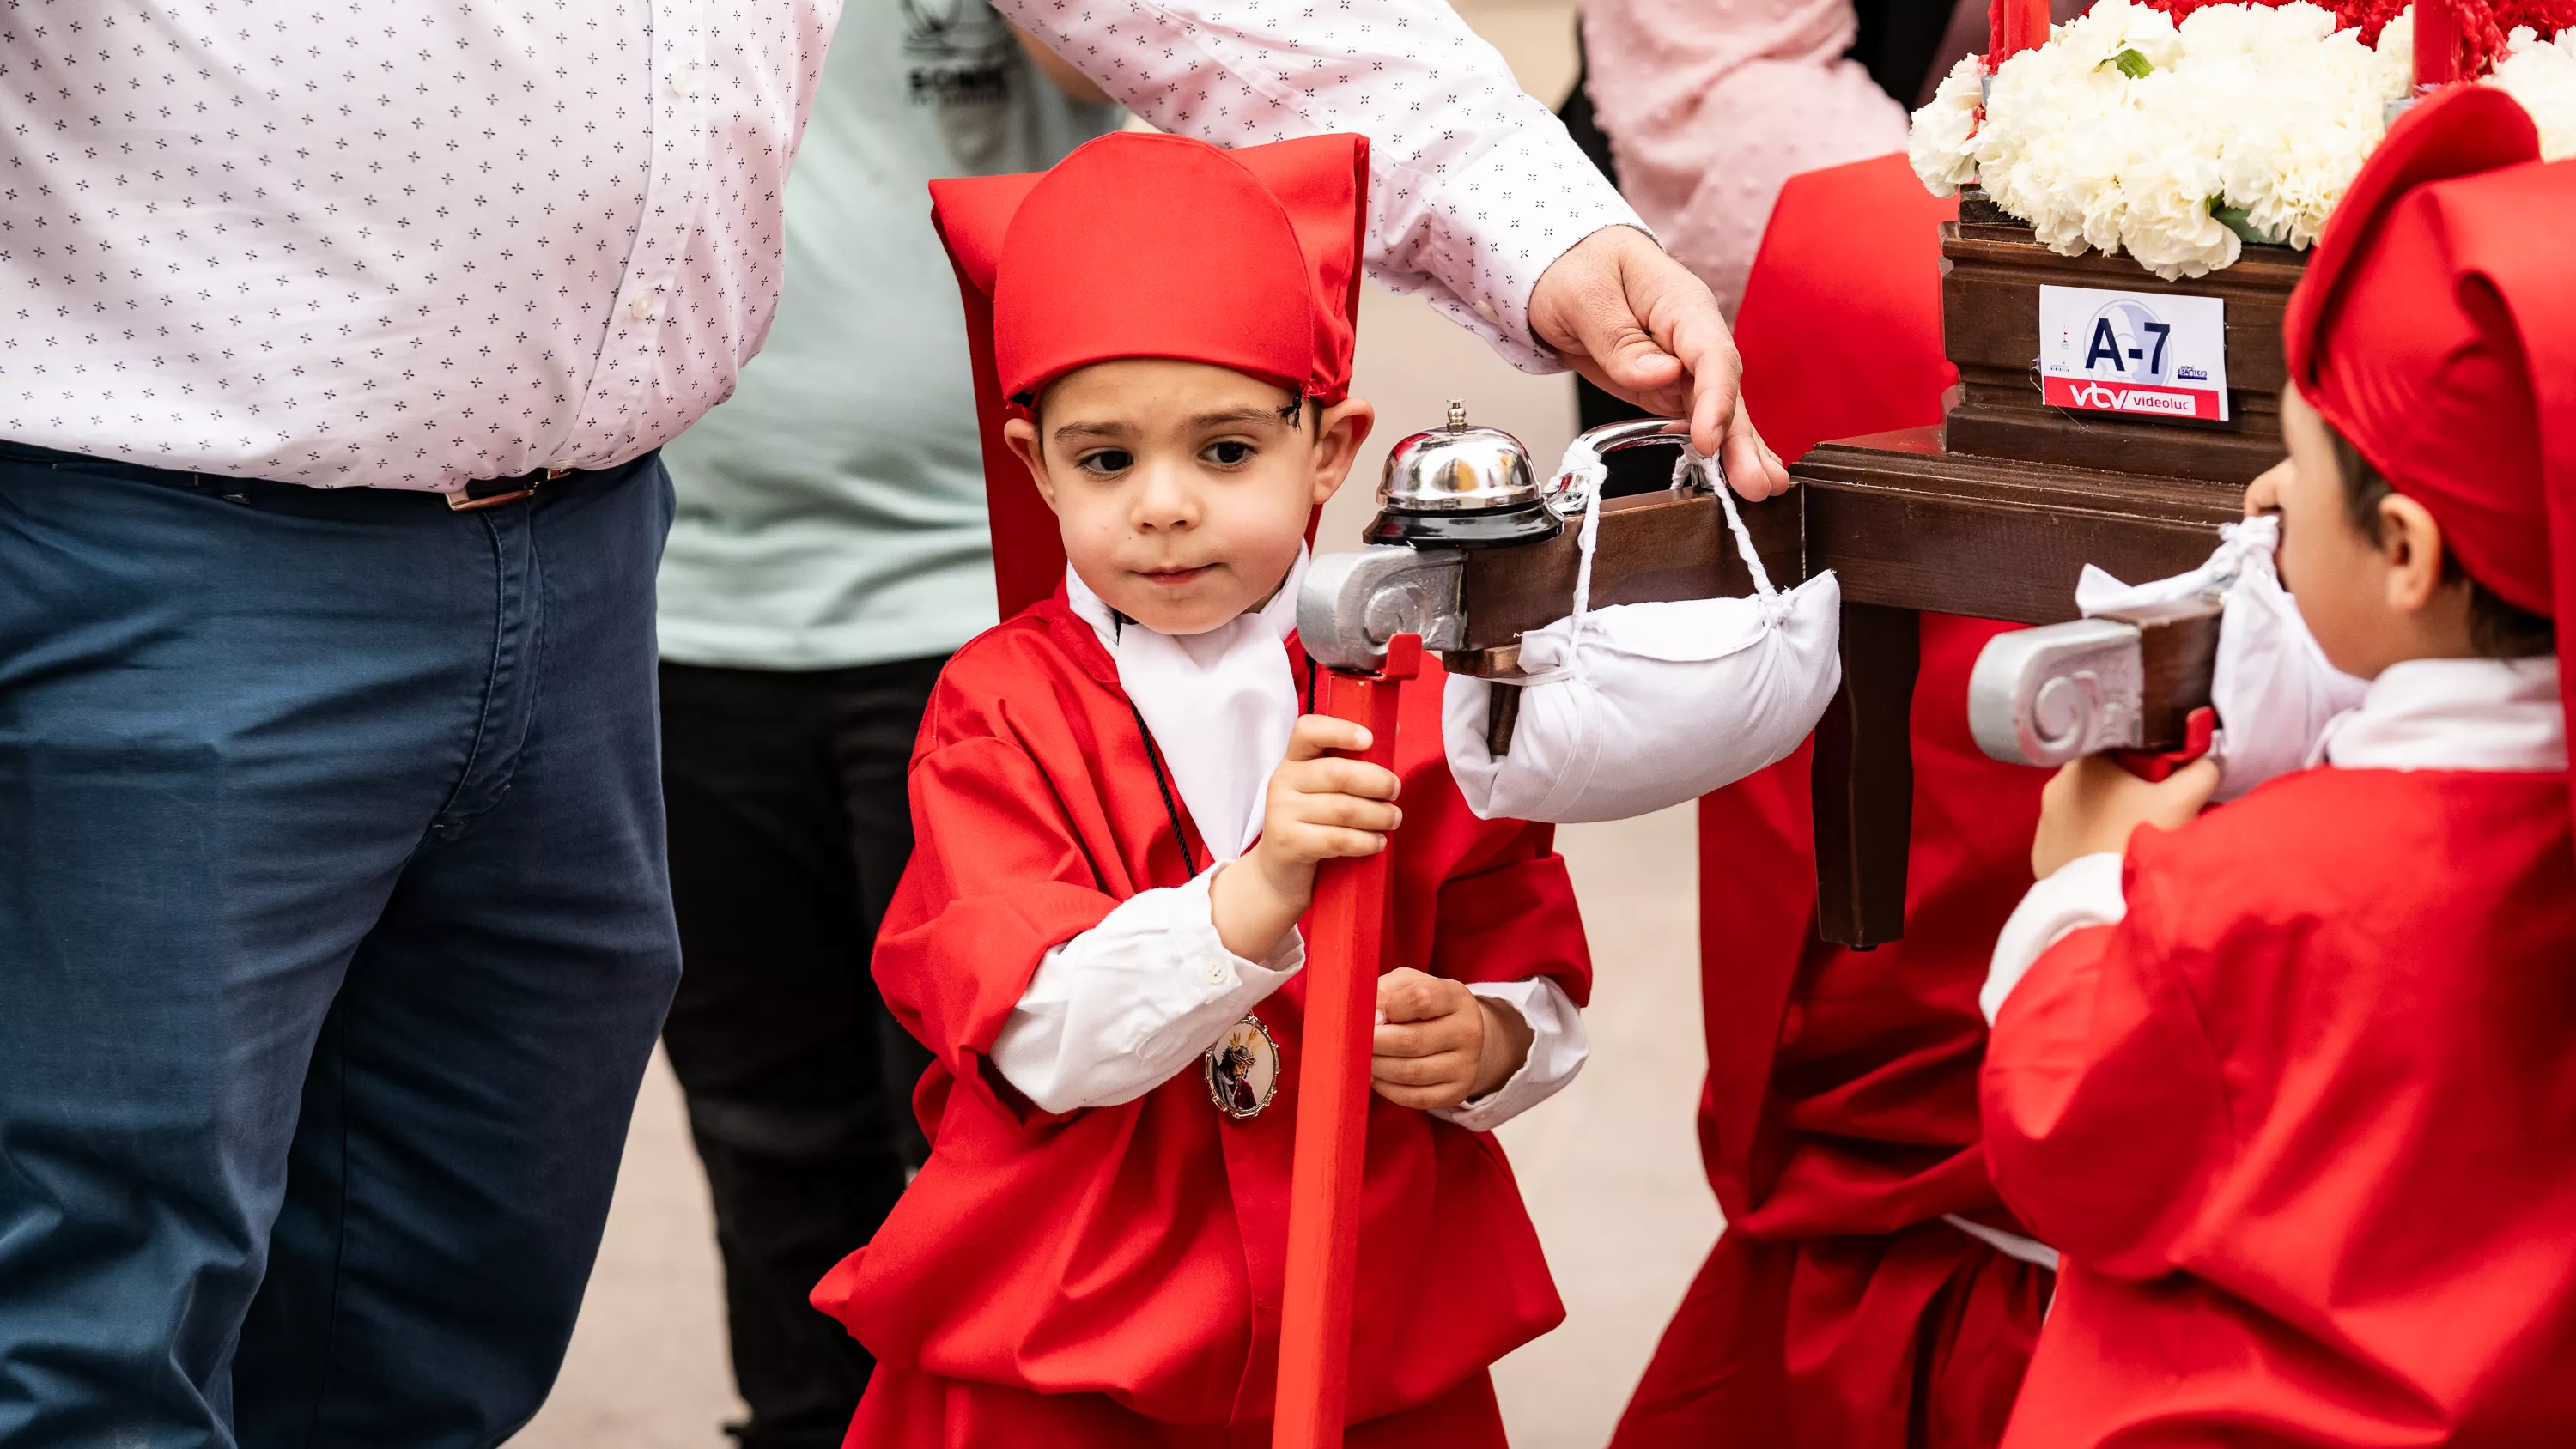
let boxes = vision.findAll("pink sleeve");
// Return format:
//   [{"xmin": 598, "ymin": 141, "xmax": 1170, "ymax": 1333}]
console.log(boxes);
[{"xmin": 1581, "ymin": 0, "xmax": 1912, "ymax": 312}]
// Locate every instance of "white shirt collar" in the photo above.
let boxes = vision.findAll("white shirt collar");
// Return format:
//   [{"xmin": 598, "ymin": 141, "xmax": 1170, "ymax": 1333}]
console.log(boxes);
[
  {"xmin": 2318, "ymin": 657, "xmax": 2567, "ymax": 773},
  {"xmin": 1066, "ymin": 551, "xmax": 1309, "ymax": 862}
]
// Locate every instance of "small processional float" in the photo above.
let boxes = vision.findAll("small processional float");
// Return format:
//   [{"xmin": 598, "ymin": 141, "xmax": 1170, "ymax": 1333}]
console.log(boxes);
[{"xmin": 1803, "ymin": 0, "xmax": 2576, "ymax": 944}]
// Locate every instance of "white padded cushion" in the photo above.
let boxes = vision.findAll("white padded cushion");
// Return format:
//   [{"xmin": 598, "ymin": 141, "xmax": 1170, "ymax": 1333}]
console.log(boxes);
[{"xmin": 1443, "ymin": 571, "xmax": 1844, "ymax": 823}]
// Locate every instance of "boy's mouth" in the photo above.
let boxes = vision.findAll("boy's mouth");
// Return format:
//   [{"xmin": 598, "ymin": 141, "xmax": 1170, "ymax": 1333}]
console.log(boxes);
[{"xmin": 1135, "ymin": 564, "xmax": 1215, "ymax": 586}]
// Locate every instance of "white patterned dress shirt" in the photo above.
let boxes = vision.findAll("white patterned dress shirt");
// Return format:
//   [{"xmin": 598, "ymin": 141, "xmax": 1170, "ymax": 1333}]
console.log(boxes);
[{"xmin": 0, "ymin": 0, "xmax": 1637, "ymax": 492}]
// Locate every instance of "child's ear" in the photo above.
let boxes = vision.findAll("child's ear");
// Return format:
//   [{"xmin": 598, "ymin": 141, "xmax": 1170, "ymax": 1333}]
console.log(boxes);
[
  {"xmin": 1001, "ymin": 416, "xmax": 1063, "ymax": 513},
  {"xmin": 1309, "ymin": 398, "xmax": 1377, "ymax": 506},
  {"xmin": 2376, "ymin": 492, "xmax": 2449, "ymax": 615}
]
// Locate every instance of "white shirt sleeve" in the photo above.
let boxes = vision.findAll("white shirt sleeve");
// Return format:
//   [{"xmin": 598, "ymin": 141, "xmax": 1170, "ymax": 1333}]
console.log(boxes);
[
  {"xmin": 987, "ymin": 867, "xmax": 1589, "ymax": 1125},
  {"xmin": 989, "ymin": 868, "xmax": 1304, "ymax": 1115},
  {"xmin": 993, "ymin": 0, "xmax": 1644, "ymax": 370},
  {"xmin": 1982, "ymin": 853, "xmax": 2129, "ymax": 1027},
  {"xmin": 1432, "ymin": 976, "xmax": 1589, "ymax": 1132}
]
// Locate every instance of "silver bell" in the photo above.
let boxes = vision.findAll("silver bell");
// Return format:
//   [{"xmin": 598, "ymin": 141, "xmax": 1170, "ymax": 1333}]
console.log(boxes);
[{"xmin": 1364, "ymin": 400, "xmax": 1564, "ymax": 549}]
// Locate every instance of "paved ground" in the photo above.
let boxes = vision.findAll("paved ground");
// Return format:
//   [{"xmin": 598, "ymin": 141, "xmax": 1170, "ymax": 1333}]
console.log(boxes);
[{"xmin": 512, "ymin": 6, "xmax": 1726, "ymax": 1444}]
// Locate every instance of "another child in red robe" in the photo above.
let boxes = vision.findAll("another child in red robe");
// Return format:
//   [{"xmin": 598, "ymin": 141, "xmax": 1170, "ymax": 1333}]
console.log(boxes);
[
  {"xmin": 1978, "ymin": 86, "xmax": 2576, "ymax": 1446},
  {"xmin": 810, "ymin": 131, "xmax": 1595, "ymax": 1447}
]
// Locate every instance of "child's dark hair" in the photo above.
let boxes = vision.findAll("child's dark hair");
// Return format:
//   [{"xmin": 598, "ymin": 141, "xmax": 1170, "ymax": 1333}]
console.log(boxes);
[{"xmin": 2328, "ymin": 427, "xmax": 2555, "ymax": 658}]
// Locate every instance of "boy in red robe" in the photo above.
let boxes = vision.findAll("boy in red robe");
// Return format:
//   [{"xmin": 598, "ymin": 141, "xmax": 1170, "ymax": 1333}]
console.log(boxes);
[
  {"xmin": 1979, "ymin": 86, "xmax": 2576, "ymax": 1446},
  {"xmin": 810, "ymin": 131, "xmax": 1595, "ymax": 1447}
]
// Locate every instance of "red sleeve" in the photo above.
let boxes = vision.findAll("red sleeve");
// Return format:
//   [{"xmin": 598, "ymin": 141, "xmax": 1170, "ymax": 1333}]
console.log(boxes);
[
  {"xmin": 1980, "ymin": 860, "xmax": 2227, "ymax": 1279},
  {"xmin": 872, "ymin": 733, "xmax": 1121, "ymax": 1091},
  {"xmin": 1426, "ymin": 821, "xmax": 1594, "ymax": 1008}
]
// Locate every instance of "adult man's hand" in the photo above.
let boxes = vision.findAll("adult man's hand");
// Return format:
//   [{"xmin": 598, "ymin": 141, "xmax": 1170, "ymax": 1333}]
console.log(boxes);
[{"xmin": 1528, "ymin": 225, "xmax": 1792, "ymax": 500}]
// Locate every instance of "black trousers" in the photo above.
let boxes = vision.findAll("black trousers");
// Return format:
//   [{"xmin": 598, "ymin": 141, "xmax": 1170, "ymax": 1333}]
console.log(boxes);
[{"xmin": 658, "ymin": 657, "xmax": 945, "ymax": 1449}]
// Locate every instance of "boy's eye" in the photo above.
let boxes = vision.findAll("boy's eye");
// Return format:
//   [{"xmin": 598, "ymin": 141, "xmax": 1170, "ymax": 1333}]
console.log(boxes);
[
  {"xmin": 1077, "ymin": 448, "xmax": 1133, "ymax": 476},
  {"xmin": 1204, "ymin": 440, "xmax": 1255, "ymax": 466}
]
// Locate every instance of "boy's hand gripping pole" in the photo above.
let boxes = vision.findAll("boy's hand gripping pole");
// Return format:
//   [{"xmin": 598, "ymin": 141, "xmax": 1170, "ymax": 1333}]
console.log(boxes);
[{"xmin": 1273, "ymin": 634, "xmax": 1422, "ymax": 1449}]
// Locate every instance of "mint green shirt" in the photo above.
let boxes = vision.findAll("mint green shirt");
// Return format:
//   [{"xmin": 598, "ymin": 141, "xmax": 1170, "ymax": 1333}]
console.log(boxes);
[{"xmin": 655, "ymin": 1, "xmax": 1118, "ymax": 670}]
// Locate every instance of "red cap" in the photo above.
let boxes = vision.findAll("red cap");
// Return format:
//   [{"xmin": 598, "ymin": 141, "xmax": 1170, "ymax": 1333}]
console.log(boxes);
[
  {"xmin": 931, "ymin": 132, "xmax": 1369, "ymax": 618},
  {"xmin": 2282, "ymin": 83, "xmax": 2576, "ymax": 800}
]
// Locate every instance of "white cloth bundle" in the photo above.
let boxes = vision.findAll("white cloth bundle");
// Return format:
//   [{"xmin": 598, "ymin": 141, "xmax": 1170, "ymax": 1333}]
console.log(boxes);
[
  {"xmin": 2073, "ymin": 515, "xmax": 2366, "ymax": 800},
  {"xmin": 1445, "ymin": 446, "xmax": 1843, "ymax": 824}
]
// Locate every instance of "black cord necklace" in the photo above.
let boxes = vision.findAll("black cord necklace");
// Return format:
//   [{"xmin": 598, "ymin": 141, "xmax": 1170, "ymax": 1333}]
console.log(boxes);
[{"xmin": 1126, "ymin": 696, "xmax": 1200, "ymax": 880}]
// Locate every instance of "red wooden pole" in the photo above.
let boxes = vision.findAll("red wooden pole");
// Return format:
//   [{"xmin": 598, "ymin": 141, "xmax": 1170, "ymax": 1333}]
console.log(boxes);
[
  {"xmin": 1272, "ymin": 634, "xmax": 1422, "ymax": 1449},
  {"xmin": 1987, "ymin": 0, "xmax": 2049, "ymax": 68},
  {"xmin": 2415, "ymin": 0, "xmax": 2458, "ymax": 88}
]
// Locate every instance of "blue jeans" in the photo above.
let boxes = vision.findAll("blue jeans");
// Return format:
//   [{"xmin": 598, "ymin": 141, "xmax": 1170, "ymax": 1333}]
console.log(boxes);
[{"xmin": 0, "ymin": 444, "xmax": 684, "ymax": 1447}]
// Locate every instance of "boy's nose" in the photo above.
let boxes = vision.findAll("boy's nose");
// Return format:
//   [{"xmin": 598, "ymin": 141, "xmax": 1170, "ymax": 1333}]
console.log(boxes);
[{"xmin": 1131, "ymin": 463, "xmax": 1200, "ymax": 530}]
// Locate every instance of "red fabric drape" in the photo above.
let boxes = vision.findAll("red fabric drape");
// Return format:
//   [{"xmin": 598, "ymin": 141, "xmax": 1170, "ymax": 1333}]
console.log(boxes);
[{"xmin": 1613, "ymin": 154, "xmax": 2055, "ymax": 1449}]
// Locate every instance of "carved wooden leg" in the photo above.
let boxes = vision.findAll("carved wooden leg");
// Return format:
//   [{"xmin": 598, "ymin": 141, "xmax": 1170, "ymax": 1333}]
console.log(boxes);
[{"xmin": 1812, "ymin": 602, "xmax": 1921, "ymax": 949}]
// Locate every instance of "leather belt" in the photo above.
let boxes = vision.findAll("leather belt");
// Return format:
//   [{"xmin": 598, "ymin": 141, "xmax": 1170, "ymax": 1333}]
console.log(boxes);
[{"xmin": 445, "ymin": 464, "xmax": 573, "ymax": 512}]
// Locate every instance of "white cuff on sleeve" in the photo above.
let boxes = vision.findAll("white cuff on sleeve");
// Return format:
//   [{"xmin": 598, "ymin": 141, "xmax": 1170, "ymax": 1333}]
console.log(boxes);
[
  {"xmin": 1982, "ymin": 853, "xmax": 2128, "ymax": 1027},
  {"xmin": 1431, "ymin": 977, "xmax": 1589, "ymax": 1132},
  {"xmin": 989, "ymin": 868, "xmax": 1303, "ymax": 1115}
]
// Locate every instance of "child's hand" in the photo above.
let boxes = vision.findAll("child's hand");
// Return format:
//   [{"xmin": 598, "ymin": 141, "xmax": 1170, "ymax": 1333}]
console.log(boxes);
[
  {"xmin": 2032, "ymin": 755, "xmax": 2220, "ymax": 879},
  {"xmin": 2242, "ymin": 457, "xmax": 2290, "ymax": 518},
  {"xmin": 1207, "ymin": 715, "xmax": 1401, "ymax": 961},
  {"xmin": 1369, "ymin": 968, "xmax": 1533, "ymax": 1112}
]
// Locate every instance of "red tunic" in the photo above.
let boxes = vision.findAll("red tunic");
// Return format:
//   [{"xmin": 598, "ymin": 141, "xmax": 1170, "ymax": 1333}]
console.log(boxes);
[
  {"xmin": 1613, "ymin": 155, "xmax": 2056, "ymax": 1449},
  {"xmin": 813, "ymin": 594, "xmax": 1593, "ymax": 1446},
  {"xmin": 1986, "ymin": 767, "xmax": 2576, "ymax": 1447}
]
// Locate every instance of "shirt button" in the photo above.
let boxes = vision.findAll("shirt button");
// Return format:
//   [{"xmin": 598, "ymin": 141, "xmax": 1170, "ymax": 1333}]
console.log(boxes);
[
  {"xmin": 629, "ymin": 294, "xmax": 652, "ymax": 321},
  {"xmin": 1473, "ymin": 298, "xmax": 1501, "ymax": 326},
  {"xmin": 1206, "ymin": 962, "xmax": 1228, "ymax": 985},
  {"xmin": 665, "ymin": 73, "xmax": 685, "ymax": 98}
]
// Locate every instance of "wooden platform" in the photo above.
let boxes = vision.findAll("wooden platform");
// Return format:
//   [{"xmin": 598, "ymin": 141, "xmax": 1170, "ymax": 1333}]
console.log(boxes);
[
  {"xmin": 1789, "ymin": 204, "xmax": 2289, "ymax": 946},
  {"xmin": 1939, "ymin": 205, "xmax": 2306, "ymax": 486}
]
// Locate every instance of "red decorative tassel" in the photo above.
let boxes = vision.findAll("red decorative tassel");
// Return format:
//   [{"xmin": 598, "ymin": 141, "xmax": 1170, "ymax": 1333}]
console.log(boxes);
[{"xmin": 2135, "ymin": 0, "xmax": 2552, "ymax": 76}]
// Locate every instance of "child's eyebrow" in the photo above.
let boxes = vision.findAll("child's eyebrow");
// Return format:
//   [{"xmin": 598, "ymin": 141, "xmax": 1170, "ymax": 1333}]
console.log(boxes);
[
  {"xmin": 1050, "ymin": 407, "xmax": 1285, "ymax": 446},
  {"xmin": 1187, "ymin": 407, "xmax": 1289, "ymax": 430},
  {"xmin": 1049, "ymin": 419, "xmax": 1133, "ymax": 445}
]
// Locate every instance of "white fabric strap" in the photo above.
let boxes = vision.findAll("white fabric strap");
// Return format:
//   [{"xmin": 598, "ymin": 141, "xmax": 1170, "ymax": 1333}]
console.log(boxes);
[
  {"xmin": 1943, "ymin": 1214, "xmax": 2063, "ymax": 1272},
  {"xmin": 1673, "ymin": 449, "xmax": 1779, "ymax": 604},
  {"xmin": 1540, "ymin": 437, "xmax": 1771, "ymax": 685},
  {"xmin": 1558, "ymin": 436, "xmax": 1611, "ymax": 656}
]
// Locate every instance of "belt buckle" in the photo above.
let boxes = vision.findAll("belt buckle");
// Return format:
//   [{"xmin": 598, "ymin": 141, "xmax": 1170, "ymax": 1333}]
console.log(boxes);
[{"xmin": 446, "ymin": 465, "xmax": 571, "ymax": 512}]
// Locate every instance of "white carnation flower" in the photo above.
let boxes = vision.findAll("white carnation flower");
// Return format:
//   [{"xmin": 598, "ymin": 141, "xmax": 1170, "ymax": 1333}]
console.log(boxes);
[
  {"xmin": 2489, "ymin": 27, "xmax": 2576, "ymax": 160},
  {"xmin": 1899, "ymin": 0, "xmax": 2552, "ymax": 277},
  {"xmin": 2057, "ymin": 0, "xmax": 2186, "ymax": 70},
  {"xmin": 1978, "ymin": 17, "xmax": 2146, "ymax": 256},
  {"xmin": 1909, "ymin": 54, "xmax": 1986, "ymax": 196}
]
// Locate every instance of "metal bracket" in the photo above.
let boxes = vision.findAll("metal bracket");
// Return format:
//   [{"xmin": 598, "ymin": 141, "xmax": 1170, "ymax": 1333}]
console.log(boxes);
[
  {"xmin": 1965, "ymin": 617, "xmax": 2147, "ymax": 767},
  {"xmin": 1296, "ymin": 546, "xmax": 1467, "ymax": 672},
  {"xmin": 1537, "ymin": 415, "xmax": 1704, "ymax": 519}
]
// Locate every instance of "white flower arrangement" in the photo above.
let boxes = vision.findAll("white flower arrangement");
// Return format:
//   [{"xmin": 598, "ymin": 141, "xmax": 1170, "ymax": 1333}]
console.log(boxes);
[
  {"xmin": 2492, "ymin": 24, "xmax": 2576, "ymax": 154},
  {"xmin": 1910, "ymin": 1, "xmax": 2576, "ymax": 278}
]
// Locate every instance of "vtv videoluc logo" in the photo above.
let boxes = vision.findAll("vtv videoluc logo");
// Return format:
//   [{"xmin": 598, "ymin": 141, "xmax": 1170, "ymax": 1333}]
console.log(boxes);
[{"xmin": 2038, "ymin": 285, "xmax": 2232, "ymax": 422}]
